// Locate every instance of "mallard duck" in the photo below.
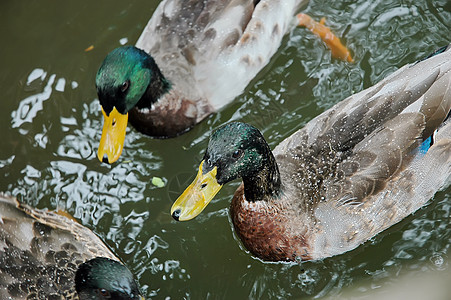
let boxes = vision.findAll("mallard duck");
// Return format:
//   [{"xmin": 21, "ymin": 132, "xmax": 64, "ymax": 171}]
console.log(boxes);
[
  {"xmin": 95, "ymin": 0, "xmax": 355, "ymax": 164},
  {"xmin": 0, "ymin": 194, "xmax": 144, "ymax": 299},
  {"xmin": 171, "ymin": 45, "xmax": 451, "ymax": 262}
]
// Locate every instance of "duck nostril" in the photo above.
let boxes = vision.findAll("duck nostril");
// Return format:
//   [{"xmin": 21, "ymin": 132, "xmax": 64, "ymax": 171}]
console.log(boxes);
[
  {"xmin": 102, "ymin": 154, "xmax": 110, "ymax": 164},
  {"xmin": 172, "ymin": 209, "xmax": 181, "ymax": 221}
]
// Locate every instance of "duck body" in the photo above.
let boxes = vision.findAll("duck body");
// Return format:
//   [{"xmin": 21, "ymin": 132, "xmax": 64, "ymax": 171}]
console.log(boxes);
[
  {"xmin": 0, "ymin": 194, "xmax": 143, "ymax": 299},
  {"xmin": 172, "ymin": 45, "xmax": 451, "ymax": 262},
  {"xmin": 135, "ymin": 0, "xmax": 308, "ymax": 112},
  {"xmin": 96, "ymin": 0, "xmax": 309, "ymax": 163}
]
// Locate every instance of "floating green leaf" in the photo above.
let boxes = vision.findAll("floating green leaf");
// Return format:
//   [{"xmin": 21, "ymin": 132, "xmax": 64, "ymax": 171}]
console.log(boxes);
[{"xmin": 151, "ymin": 176, "xmax": 165, "ymax": 188}]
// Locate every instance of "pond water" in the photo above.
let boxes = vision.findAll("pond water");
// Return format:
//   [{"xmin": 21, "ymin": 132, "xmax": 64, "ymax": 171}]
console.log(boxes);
[{"xmin": 0, "ymin": 0, "xmax": 450, "ymax": 298}]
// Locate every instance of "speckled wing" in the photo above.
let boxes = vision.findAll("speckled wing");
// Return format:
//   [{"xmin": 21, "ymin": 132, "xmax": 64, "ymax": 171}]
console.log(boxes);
[
  {"xmin": 0, "ymin": 194, "xmax": 118, "ymax": 299},
  {"xmin": 274, "ymin": 45, "xmax": 451, "ymax": 258},
  {"xmin": 136, "ymin": 0, "xmax": 308, "ymax": 111},
  {"xmin": 276, "ymin": 45, "xmax": 451, "ymax": 205},
  {"xmin": 321, "ymin": 47, "xmax": 450, "ymax": 206}
]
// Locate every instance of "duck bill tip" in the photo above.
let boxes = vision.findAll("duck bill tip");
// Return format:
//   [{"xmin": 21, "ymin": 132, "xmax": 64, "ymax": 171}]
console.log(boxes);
[{"xmin": 170, "ymin": 161, "xmax": 222, "ymax": 221}]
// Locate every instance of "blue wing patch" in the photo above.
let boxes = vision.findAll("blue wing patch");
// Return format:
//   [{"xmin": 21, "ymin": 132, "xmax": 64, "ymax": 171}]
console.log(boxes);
[{"xmin": 418, "ymin": 135, "xmax": 433, "ymax": 155}]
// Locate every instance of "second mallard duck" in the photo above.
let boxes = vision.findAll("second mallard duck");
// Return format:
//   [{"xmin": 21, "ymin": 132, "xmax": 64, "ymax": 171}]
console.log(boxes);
[
  {"xmin": 95, "ymin": 0, "xmax": 355, "ymax": 164},
  {"xmin": 96, "ymin": 0, "xmax": 310, "ymax": 163},
  {"xmin": 171, "ymin": 45, "xmax": 451, "ymax": 262}
]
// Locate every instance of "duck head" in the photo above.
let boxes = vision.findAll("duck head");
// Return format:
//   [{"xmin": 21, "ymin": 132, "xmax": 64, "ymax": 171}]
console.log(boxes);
[
  {"xmin": 95, "ymin": 46, "xmax": 170, "ymax": 164},
  {"xmin": 75, "ymin": 257, "xmax": 144, "ymax": 300},
  {"xmin": 171, "ymin": 122, "xmax": 280, "ymax": 221}
]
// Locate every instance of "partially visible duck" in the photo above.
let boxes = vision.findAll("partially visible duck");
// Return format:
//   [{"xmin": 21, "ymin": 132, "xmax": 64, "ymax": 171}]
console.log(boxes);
[
  {"xmin": 171, "ymin": 45, "xmax": 451, "ymax": 262},
  {"xmin": 95, "ymin": 0, "xmax": 353, "ymax": 164},
  {"xmin": 0, "ymin": 194, "xmax": 144, "ymax": 299}
]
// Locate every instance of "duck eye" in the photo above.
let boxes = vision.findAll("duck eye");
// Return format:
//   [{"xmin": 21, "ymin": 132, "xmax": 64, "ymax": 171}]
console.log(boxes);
[
  {"xmin": 232, "ymin": 149, "xmax": 243, "ymax": 159},
  {"xmin": 98, "ymin": 288, "xmax": 111, "ymax": 298},
  {"xmin": 120, "ymin": 80, "xmax": 129, "ymax": 93},
  {"xmin": 204, "ymin": 155, "xmax": 211, "ymax": 166}
]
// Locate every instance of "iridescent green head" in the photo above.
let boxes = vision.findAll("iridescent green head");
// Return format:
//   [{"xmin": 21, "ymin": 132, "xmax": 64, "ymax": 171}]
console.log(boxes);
[
  {"xmin": 202, "ymin": 122, "xmax": 272, "ymax": 184},
  {"xmin": 95, "ymin": 46, "xmax": 171, "ymax": 164},
  {"xmin": 95, "ymin": 45, "xmax": 170, "ymax": 115},
  {"xmin": 75, "ymin": 257, "xmax": 144, "ymax": 300}
]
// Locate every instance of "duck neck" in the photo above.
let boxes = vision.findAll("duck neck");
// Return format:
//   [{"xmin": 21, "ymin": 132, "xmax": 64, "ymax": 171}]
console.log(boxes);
[
  {"xmin": 242, "ymin": 151, "xmax": 281, "ymax": 202},
  {"xmin": 135, "ymin": 58, "xmax": 172, "ymax": 110}
]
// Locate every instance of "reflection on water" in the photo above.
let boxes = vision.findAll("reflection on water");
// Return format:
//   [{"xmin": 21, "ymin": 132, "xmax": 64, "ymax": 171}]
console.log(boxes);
[
  {"xmin": 1, "ymin": 0, "xmax": 450, "ymax": 298},
  {"xmin": 11, "ymin": 68, "xmax": 79, "ymax": 137}
]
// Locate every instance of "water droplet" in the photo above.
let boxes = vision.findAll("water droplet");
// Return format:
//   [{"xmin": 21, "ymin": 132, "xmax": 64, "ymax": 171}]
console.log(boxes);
[{"xmin": 430, "ymin": 253, "xmax": 445, "ymax": 270}]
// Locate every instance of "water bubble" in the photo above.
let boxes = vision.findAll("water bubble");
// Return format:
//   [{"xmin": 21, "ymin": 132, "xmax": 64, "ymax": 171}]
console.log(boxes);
[{"xmin": 430, "ymin": 253, "xmax": 446, "ymax": 270}]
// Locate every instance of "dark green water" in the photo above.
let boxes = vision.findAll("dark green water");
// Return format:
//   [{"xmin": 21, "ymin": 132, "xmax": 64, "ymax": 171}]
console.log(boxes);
[{"xmin": 0, "ymin": 0, "xmax": 450, "ymax": 298}]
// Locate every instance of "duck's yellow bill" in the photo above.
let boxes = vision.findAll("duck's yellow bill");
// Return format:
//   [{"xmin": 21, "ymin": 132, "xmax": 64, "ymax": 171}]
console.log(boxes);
[
  {"xmin": 97, "ymin": 107, "xmax": 128, "ymax": 164},
  {"xmin": 171, "ymin": 160, "xmax": 223, "ymax": 221}
]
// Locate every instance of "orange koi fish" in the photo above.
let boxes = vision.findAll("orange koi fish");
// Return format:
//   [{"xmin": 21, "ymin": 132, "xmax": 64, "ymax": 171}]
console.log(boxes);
[{"xmin": 297, "ymin": 13, "xmax": 353, "ymax": 63}]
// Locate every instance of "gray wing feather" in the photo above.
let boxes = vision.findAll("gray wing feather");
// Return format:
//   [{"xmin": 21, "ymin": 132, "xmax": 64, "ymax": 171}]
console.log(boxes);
[{"xmin": 274, "ymin": 45, "xmax": 451, "ymax": 208}]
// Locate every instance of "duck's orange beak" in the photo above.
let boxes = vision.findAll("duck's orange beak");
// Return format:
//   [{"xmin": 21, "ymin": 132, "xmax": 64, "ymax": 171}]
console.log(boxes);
[
  {"xmin": 171, "ymin": 160, "xmax": 223, "ymax": 221},
  {"xmin": 97, "ymin": 107, "xmax": 128, "ymax": 164}
]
